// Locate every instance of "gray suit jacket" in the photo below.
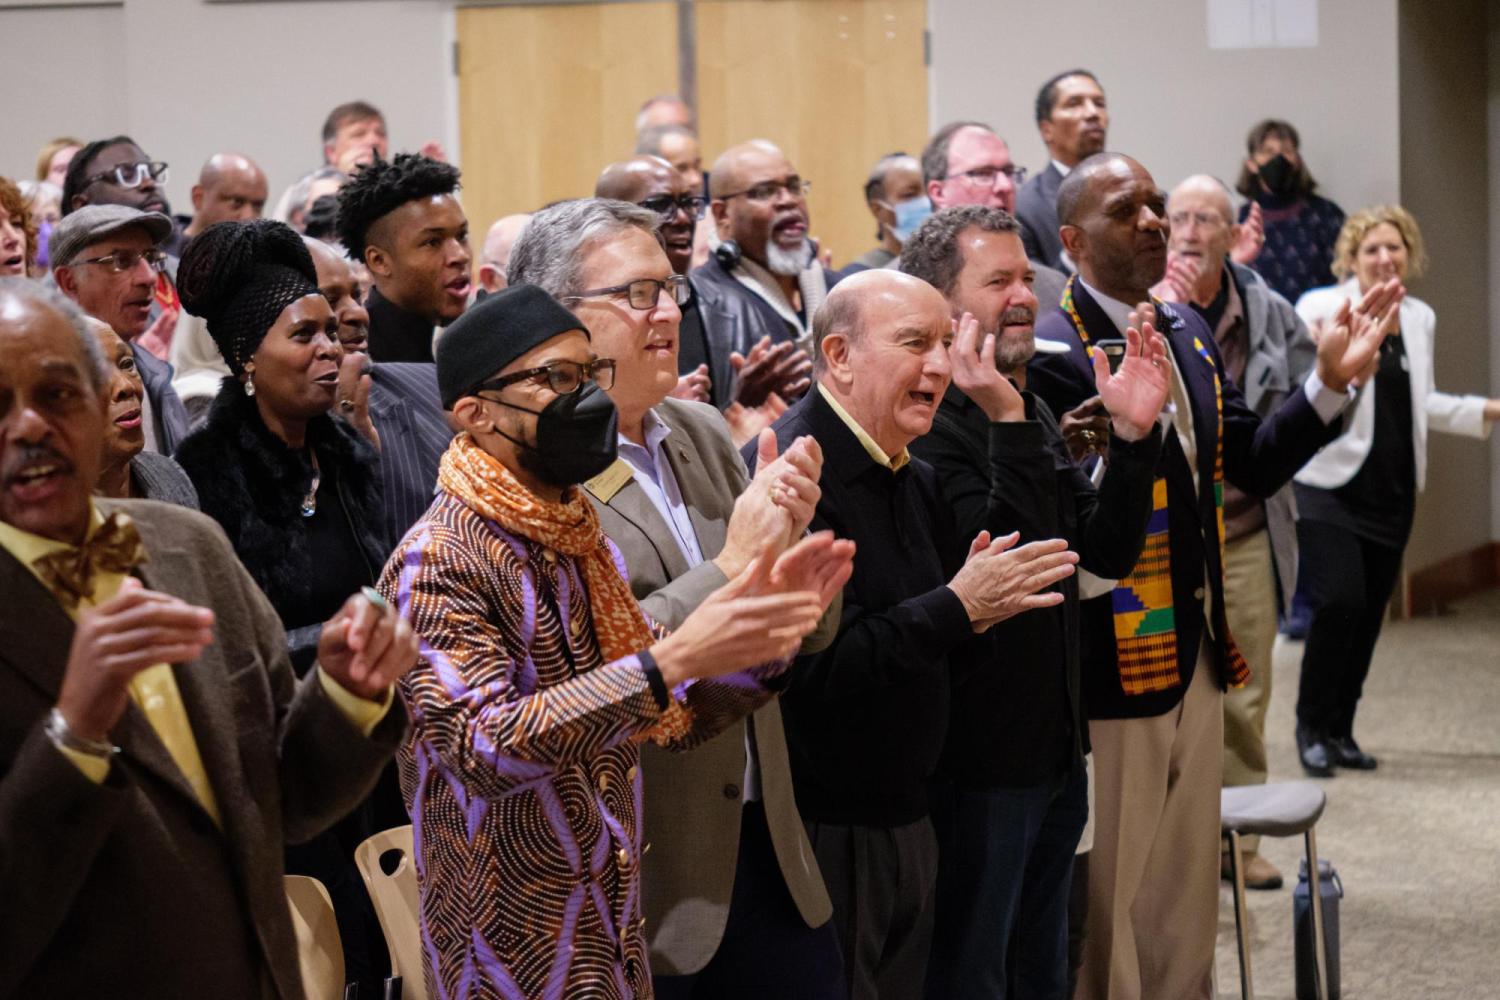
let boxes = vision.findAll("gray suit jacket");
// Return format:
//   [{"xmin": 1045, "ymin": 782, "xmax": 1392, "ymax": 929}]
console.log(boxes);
[
  {"xmin": 129, "ymin": 450, "xmax": 200, "ymax": 509},
  {"xmin": 1231, "ymin": 262, "xmax": 1317, "ymax": 608},
  {"xmin": 583, "ymin": 397, "xmax": 833, "ymax": 975},
  {"xmin": 1017, "ymin": 161, "xmax": 1066, "ymax": 270},
  {"xmin": 0, "ymin": 499, "xmax": 406, "ymax": 998}
]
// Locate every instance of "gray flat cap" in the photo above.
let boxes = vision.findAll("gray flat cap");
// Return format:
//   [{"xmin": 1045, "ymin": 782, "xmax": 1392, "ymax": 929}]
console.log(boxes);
[{"xmin": 49, "ymin": 205, "xmax": 173, "ymax": 270}]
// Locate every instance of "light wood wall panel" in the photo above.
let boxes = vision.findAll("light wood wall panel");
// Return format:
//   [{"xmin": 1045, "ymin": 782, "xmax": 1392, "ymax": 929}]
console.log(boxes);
[
  {"xmin": 456, "ymin": 2, "xmax": 679, "ymax": 241},
  {"xmin": 695, "ymin": 0, "xmax": 929, "ymax": 271}
]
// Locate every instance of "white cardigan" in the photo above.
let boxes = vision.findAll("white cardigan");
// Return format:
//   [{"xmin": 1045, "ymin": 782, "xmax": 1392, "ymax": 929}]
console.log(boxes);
[{"xmin": 1293, "ymin": 279, "xmax": 1490, "ymax": 491}]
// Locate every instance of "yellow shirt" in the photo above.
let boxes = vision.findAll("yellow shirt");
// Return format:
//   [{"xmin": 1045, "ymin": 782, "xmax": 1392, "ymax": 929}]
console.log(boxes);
[
  {"xmin": 0, "ymin": 504, "xmax": 391, "ymax": 823},
  {"xmin": 816, "ymin": 382, "xmax": 911, "ymax": 471}
]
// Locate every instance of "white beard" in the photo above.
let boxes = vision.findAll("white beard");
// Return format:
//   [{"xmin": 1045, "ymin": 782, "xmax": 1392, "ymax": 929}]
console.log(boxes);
[{"xmin": 765, "ymin": 238, "xmax": 811, "ymax": 276}]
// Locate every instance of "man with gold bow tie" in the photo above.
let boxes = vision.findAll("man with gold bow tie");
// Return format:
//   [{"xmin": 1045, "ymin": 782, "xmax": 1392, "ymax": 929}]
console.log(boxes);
[{"xmin": 0, "ymin": 277, "xmax": 420, "ymax": 998}]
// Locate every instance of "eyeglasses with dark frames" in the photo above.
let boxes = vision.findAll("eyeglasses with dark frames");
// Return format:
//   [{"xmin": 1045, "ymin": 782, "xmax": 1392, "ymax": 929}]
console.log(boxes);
[
  {"xmin": 84, "ymin": 161, "xmax": 169, "ymax": 190},
  {"xmin": 564, "ymin": 275, "xmax": 690, "ymax": 311},
  {"xmin": 945, "ymin": 164, "xmax": 1028, "ymax": 188},
  {"xmin": 639, "ymin": 194, "xmax": 709, "ymax": 221},
  {"xmin": 475, "ymin": 358, "xmax": 617, "ymax": 396},
  {"xmin": 715, "ymin": 177, "xmax": 811, "ymax": 202},
  {"xmin": 69, "ymin": 247, "xmax": 169, "ymax": 274}
]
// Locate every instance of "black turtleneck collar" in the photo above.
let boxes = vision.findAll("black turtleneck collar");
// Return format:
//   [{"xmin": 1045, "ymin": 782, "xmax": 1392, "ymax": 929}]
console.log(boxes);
[{"xmin": 367, "ymin": 285, "xmax": 436, "ymax": 363}]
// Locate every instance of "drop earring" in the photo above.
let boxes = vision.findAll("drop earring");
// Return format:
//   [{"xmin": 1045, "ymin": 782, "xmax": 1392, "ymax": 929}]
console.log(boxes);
[{"xmin": 244, "ymin": 372, "xmax": 256, "ymax": 397}]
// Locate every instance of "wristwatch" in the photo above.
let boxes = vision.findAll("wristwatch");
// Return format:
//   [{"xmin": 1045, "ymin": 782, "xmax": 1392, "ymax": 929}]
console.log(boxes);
[{"xmin": 44, "ymin": 708, "xmax": 119, "ymax": 759}]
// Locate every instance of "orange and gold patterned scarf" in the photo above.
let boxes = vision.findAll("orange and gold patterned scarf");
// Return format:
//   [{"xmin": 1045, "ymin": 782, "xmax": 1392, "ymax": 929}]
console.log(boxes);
[{"xmin": 438, "ymin": 432, "xmax": 690, "ymax": 738}]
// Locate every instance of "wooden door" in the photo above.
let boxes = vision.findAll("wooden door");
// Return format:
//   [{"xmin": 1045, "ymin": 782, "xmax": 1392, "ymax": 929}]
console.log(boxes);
[
  {"xmin": 455, "ymin": 2, "xmax": 680, "ymax": 241},
  {"xmin": 695, "ymin": 0, "xmax": 929, "ymax": 270}
]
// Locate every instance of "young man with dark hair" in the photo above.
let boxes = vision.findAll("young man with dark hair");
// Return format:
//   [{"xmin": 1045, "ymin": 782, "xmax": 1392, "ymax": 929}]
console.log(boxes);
[
  {"xmin": 1016, "ymin": 69, "xmax": 1109, "ymax": 271},
  {"xmin": 335, "ymin": 153, "xmax": 471, "ymax": 363}
]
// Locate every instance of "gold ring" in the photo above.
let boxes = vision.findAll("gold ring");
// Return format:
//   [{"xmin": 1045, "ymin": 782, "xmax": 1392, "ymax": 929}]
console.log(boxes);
[{"xmin": 339, "ymin": 399, "xmax": 355, "ymax": 413}]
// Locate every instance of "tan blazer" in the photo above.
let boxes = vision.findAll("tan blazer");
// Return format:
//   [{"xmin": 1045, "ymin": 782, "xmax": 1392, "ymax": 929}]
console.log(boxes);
[
  {"xmin": 0, "ymin": 499, "xmax": 406, "ymax": 999},
  {"xmin": 585, "ymin": 397, "xmax": 833, "ymax": 976}
]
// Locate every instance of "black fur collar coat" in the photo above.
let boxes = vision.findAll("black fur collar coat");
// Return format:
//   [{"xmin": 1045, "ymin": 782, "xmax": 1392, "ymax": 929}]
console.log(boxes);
[{"xmin": 174, "ymin": 380, "xmax": 389, "ymax": 629}]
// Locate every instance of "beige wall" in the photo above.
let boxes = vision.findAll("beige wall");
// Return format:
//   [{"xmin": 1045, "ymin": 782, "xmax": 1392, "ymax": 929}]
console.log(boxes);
[
  {"xmin": 1, "ymin": 0, "xmax": 455, "ymax": 219},
  {"xmin": 1491, "ymin": 7, "xmax": 1500, "ymax": 542},
  {"xmin": 928, "ymin": 0, "xmax": 1401, "ymax": 210},
  {"xmin": 1398, "ymin": 0, "xmax": 1494, "ymax": 569}
]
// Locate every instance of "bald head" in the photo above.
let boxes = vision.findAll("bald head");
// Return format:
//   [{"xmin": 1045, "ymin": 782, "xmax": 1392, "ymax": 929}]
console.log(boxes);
[
  {"xmin": 815, "ymin": 269, "xmax": 954, "ymax": 456},
  {"xmin": 710, "ymin": 140, "xmax": 811, "ymax": 275},
  {"xmin": 1056, "ymin": 152, "xmax": 1169, "ymax": 301},
  {"xmin": 187, "ymin": 153, "xmax": 267, "ymax": 236},
  {"xmin": 596, "ymin": 156, "xmax": 677, "ymax": 203},
  {"xmin": 710, "ymin": 140, "xmax": 786, "ymax": 200},
  {"xmin": 1166, "ymin": 174, "xmax": 1238, "ymax": 287},
  {"xmin": 477, "ymin": 214, "xmax": 533, "ymax": 293},
  {"xmin": 636, "ymin": 95, "xmax": 693, "ymax": 134}
]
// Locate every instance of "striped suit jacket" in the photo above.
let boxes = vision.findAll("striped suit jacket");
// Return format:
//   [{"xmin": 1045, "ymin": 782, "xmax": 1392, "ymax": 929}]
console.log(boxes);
[
  {"xmin": 379, "ymin": 488, "xmax": 787, "ymax": 1000},
  {"xmin": 368, "ymin": 363, "xmax": 453, "ymax": 545}
]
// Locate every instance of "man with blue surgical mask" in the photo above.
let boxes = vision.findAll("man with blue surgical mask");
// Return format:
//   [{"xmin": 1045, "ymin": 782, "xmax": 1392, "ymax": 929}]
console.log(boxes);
[{"xmin": 843, "ymin": 153, "xmax": 931, "ymax": 275}]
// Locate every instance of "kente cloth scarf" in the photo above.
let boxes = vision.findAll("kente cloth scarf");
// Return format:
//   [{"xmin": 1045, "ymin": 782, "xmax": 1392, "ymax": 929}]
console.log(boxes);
[
  {"xmin": 1061, "ymin": 277, "xmax": 1250, "ymax": 694},
  {"xmin": 437, "ymin": 432, "xmax": 692, "ymax": 739},
  {"xmin": 32, "ymin": 511, "xmax": 148, "ymax": 610}
]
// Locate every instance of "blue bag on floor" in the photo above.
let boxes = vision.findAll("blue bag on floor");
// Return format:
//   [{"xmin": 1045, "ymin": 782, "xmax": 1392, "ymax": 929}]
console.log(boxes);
[{"xmin": 1294, "ymin": 858, "xmax": 1343, "ymax": 1000}]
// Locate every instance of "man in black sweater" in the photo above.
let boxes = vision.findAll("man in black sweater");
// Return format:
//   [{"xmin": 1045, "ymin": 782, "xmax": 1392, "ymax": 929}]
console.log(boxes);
[
  {"xmin": 745, "ymin": 269, "xmax": 1080, "ymax": 1000},
  {"xmin": 335, "ymin": 153, "xmax": 472, "ymax": 363},
  {"xmin": 901, "ymin": 205, "xmax": 1167, "ymax": 1000}
]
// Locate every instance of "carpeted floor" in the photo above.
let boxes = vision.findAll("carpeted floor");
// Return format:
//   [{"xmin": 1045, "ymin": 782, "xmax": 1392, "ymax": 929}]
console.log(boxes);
[{"xmin": 1213, "ymin": 587, "xmax": 1500, "ymax": 999}]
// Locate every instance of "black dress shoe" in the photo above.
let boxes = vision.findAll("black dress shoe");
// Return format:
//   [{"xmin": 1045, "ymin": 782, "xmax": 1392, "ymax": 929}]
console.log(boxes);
[
  {"xmin": 1297, "ymin": 733, "xmax": 1336, "ymax": 778},
  {"xmin": 1328, "ymin": 736, "xmax": 1378, "ymax": 770}
]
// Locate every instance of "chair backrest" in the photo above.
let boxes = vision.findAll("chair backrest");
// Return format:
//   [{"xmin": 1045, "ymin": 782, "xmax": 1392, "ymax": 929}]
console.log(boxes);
[
  {"xmin": 354, "ymin": 824, "xmax": 427, "ymax": 1000},
  {"xmin": 284, "ymin": 874, "xmax": 345, "ymax": 1000}
]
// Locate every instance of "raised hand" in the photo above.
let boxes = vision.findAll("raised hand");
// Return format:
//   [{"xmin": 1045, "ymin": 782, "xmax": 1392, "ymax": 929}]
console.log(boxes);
[
  {"xmin": 732, "ymin": 336, "xmax": 813, "ymax": 406},
  {"xmin": 1093, "ymin": 310, "xmax": 1170, "ymax": 442},
  {"xmin": 1151, "ymin": 253, "xmax": 1201, "ymax": 304},
  {"xmin": 669, "ymin": 364, "xmax": 713, "ymax": 404},
  {"xmin": 1315, "ymin": 278, "xmax": 1404, "ymax": 392},
  {"xmin": 336, "ymin": 351, "xmax": 380, "ymax": 450},
  {"xmin": 769, "ymin": 530, "xmax": 857, "ymax": 609},
  {"xmin": 949, "ymin": 312, "xmax": 1025, "ymax": 422},
  {"xmin": 722, "ymin": 393, "xmax": 788, "ymax": 447},
  {"xmin": 651, "ymin": 553, "xmax": 826, "ymax": 685},
  {"xmin": 1059, "ymin": 396, "xmax": 1110, "ymax": 462},
  {"xmin": 947, "ymin": 532, "xmax": 1079, "ymax": 633},
  {"xmin": 57, "ymin": 578, "xmax": 216, "ymax": 742},
  {"xmin": 1230, "ymin": 202, "xmax": 1265, "ymax": 266},
  {"xmin": 318, "ymin": 588, "xmax": 421, "ymax": 700},
  {"xmin": 714, "ymin": 430, "xmax": 820, "ymax": 578}
]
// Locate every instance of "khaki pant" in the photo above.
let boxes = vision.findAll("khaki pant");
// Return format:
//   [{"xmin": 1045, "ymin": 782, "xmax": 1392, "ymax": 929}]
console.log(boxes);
[
  {"xmin": 1222, "ymin": 529, "xmax": 1278, "ymax": 853},
  {"xmin": 1077, "ymin": 644, "xmax": 1222, "ymax": 1000}
]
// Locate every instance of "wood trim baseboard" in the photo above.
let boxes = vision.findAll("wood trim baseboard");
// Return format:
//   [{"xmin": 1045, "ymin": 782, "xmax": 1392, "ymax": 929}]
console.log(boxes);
[{"xmin": 1403, "ymin": 541, "xmax": 1500, "ymax": 617}]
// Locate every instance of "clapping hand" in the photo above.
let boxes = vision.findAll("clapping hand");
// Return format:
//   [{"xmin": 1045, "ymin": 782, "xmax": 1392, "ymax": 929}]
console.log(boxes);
[
  {"xmin": 1059, "ymin": 397, "xmax": 1110, "ymax": 462},
  {"xmin": 1092, "ymin": 309, "xmax": 1170, "ymax": 442},
  {"xmin": 714, "ymin": 431, "xmax": 822, "ymax": 578},
  {"xmin": 1315, "ymin": 278, "xmax": 1404, "ymax": 392},
  {"xmin": 948, "ymin": 312, "xmax": 1025, "ymax": 422},
  {"xmin": 669, "ymin": 364, "xmax": 713, "ymax": 404},
  {"xmin": 1151, "ymin": 253, "xmax": 1201, "ymax": 304},
  {"xmin": 732, "ymin": 336, "xmax": 813, "ymax": 406},
  {"xmin": 1230, "ymin": 202, "xmax": 1265, "ymax": 266},
  {"xmin": 336, "ymin": 351, "xmax": 379, "ymax": 451},
  {"xmin": 947, "ymin": 531, "xmax": 1079, "ymax": 633},
  {"xmin": 317, "ymin": 588, "xmax": 421, "ymax": 701}
]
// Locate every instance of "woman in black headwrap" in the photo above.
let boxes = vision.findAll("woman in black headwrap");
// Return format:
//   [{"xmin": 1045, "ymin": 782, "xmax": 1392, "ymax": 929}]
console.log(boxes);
[
  {"xmin": 173, "ymin": 219, "xmax": 388, "ymax": 671},
  {"xmin": 172, "ymin": 220, "xmax": 393, "ymax": 994}
]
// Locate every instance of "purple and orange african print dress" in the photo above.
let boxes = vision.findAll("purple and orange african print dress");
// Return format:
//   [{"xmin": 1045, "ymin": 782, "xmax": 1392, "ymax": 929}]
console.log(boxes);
[{"xmin": 379, "ymin": 491, "xmax": 785, "ymax": 1000}]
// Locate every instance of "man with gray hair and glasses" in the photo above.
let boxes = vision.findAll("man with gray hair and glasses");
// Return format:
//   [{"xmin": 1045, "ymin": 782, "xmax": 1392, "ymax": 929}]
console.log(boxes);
[
  {"xmin": 50, "ymin": 205, "xmax": 190, "ymax": 454},
  {"xmin": 512, "ymin": 195, "xmax": 846, "ymax": 997}
]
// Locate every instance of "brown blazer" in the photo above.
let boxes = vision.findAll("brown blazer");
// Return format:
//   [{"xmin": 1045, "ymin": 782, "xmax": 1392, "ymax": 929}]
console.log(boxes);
[
  {"xmin": 0, "ymin": 498, "xmax": 406, "ymax": 999},
  {"xmin": 584, "ymin": 397, "xmax": 833, "ymax": 976}
]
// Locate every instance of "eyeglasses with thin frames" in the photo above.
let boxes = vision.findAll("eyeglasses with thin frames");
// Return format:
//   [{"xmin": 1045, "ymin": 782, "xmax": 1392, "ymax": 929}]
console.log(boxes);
[
  {"xmin": 564, "ymin": 275, "xmax": 690, "ymax": 311},
  {"xmin": 715, "ymin": 177, "xmax": 811, "ymax": 202},
  {"xmin": 69, "ymin": 247, "xmax": 168, "ymax": 274},
  {"xmin": 84, "ymin": 161, "xmax": 169, "ymax": 190},
  {"xmin": 945, "ymin": 164, "xmax": 1027, "ymax": 189},
  {"xmin": 475, "ymin": 358, "xmax": 617, "ymax": 396}
]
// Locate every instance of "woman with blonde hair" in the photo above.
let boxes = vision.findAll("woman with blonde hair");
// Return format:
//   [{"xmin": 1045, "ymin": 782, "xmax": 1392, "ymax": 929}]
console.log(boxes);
[
  {"xmin": 35, "ymin": 136, "xmax": 82, "ymax": 187},
  {"xmin": 1291, "ymin": 205, "xmax": 1500, "ymax": 776}
]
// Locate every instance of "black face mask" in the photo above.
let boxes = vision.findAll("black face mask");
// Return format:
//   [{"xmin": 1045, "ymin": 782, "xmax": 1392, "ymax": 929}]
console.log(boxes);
[
  {"xmin": 1257, "ymin": 154, "xmax": 1296, "ymax": 197},
  {"xmin": 492, "ymin": 382, "xmax": 619, "ymax": 487}
]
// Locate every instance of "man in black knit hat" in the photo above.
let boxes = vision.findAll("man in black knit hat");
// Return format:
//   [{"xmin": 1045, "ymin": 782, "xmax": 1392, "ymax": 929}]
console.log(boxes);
[{"xmin": 335, "ymin": 153, "xmax": 471, "ymax": 363}]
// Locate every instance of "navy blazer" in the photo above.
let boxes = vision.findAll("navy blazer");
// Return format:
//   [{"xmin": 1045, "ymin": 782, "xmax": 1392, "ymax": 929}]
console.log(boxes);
[
  {"xmin": 369, "ymin": 362, "xmax": 453, "ymax": 545},
  {"xmin": 1027, "ymin": 282, "xmax": 1339, "ymax": 719},
  {"xmin": 132, "ymin": 344, "xmax": 190, "ymax": 455},
  {"xmin": 1016, "ymin": 162, "xmax": 1066, "ymax": 270}
]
